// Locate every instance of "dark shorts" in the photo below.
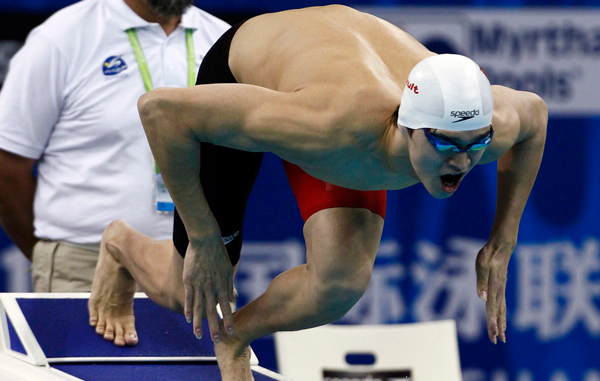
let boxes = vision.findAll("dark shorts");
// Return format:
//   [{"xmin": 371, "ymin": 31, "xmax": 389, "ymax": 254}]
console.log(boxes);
[{"xmin": 173, "ymin": 23, "xmax": 387, "ymax": 266}]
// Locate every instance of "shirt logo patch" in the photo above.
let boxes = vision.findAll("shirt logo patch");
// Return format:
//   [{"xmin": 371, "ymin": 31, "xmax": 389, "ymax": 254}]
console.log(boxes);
[{"xmin": 102, "ymin": 56, "xmax": 127, "ymax": 75}]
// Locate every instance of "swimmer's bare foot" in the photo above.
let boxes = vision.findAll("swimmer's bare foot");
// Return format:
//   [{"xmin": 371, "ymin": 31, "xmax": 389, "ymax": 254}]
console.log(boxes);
[
  {"xmin": 88, "ymin": 220, "xmax": 138, "ymax": 347},
  {"xmin": 214, "ymin": 333, "xmax": 254, "ymax": 381}
]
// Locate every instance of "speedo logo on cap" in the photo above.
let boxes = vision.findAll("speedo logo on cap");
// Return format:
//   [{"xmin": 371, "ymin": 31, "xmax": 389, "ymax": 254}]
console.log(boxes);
[{"xmin": 451, "ymin": 109, "xmax": 480, "ymax": 123}]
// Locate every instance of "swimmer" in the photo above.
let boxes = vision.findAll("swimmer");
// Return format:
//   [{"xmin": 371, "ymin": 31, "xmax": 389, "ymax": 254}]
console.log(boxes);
[{"xmin": 88, "ymin": 5, "xmax": 547, "ymax": 380}]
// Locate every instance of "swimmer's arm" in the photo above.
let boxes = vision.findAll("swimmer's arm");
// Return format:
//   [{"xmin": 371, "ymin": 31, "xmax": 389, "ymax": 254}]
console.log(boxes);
[
  {"xmin": 488, "ymin": 91, "xmax": 547, "ymax": 251},
  {"xmin": 138, "ymin": 89, "xmax": 217, "ymax": 243},
  {"xmin": 141, "ymin": 84, "xmax": 346, "ymax": 160},
  {"xmin": 476, "ymin": 89, "xmax": 548, "ymax": 344},
  {"xmin": 138, "ymin": 89, "xmax": 236, "ymax": 342}
]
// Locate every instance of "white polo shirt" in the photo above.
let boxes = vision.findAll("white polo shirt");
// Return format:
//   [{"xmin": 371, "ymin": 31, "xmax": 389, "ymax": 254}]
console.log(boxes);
[{"xmin": 0, "ymin": 0, "xmax": 229, "ymax": 244}]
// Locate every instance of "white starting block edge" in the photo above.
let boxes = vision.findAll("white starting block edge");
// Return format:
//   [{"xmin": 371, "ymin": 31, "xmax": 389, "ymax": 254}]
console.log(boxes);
[{"xmin": 0, "ymin": 293, "xmax": 287, "ymax": 381}]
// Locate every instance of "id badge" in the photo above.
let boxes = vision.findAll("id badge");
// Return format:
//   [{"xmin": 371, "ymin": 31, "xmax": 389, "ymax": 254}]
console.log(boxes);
[{"xmin": 155, "ymin": 166, "xmax": 174, "ymax": 213}]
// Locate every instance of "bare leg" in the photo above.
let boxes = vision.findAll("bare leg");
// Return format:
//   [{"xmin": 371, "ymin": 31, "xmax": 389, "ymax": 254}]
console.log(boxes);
[
  {"xmin": 215, "ymin": 207, "xmax": 383, "ymax": 379},
  {"xmin": 88, "ymin": 220, "xmax": 185, "ymax": 346},
  {"xmin": 89, "ymin": 219, "xmax": 247, "ymax": 380},
  {"xmin": 89, "ymin": 208, "xmax": 381, "ymax": 380}
]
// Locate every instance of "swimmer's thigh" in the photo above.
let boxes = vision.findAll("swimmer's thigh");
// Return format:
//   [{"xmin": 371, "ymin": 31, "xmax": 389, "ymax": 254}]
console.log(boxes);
[{"xmin": 283, "ymin": 160, "xmax": 386, "ymax": 280}]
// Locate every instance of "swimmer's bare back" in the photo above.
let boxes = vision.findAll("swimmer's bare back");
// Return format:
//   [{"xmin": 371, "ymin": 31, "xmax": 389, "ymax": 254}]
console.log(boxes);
[
  {"xmin": 229, "ymin": 6, "xmax": 430, "ymax": 94},
  {"xmin": 223, "ymin": 6, "xmax": 431, "ymax": 188}
]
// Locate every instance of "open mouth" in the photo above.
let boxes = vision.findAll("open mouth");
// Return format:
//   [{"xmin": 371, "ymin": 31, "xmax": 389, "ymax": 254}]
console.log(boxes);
[{"xmin": 440, "ymin": 173, "xmax": 464, "ymax": 193}]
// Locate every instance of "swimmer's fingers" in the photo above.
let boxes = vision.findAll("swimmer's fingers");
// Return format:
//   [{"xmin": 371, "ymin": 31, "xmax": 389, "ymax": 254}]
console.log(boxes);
[
  {"xmin": 182, "ymin": 243, "xmax": 207, "ymax": 336},
  {"xmin": 228, "ymin": 272, "xmax": 236, "ymax": 305},
  {"xmin": 219, "ymin": 287, "xmax": 234, "ymax": 336},
  {"xmin": 499, "ymin": 294, "xmax": 507, "ymax": 343},
  {"xmin": 485, "ymin": 266, "xmax": 501, "ymax": 344},
  {"xmin": 476, "ymin": 244, "xmax": 509, "ymax": 344},
  {"xmin": 204, "ymin": 291, "xmax": 221, "ymax": 343},
  {"xmin": 183, "ymin": 276, "xmax": 194, "ymax": 324},
  {"xmin": 193, "ymin": 290, "xmax": 204, "ymax": 339},
  {"xmin": 181, "ymin": 239, "xmax": 233, "ymax": 341},
  {"xmin": 475, "ymin": 247, "xmax": 490, "ymax": 303},
  {"xmin": 475, "ymin": 247, "xmax": 493, "ymax": 342},
  {"xmin": 207, "ymin": 272, "xmax": 234, "ymax": 341},
  {"xmin": 182, "ymin": 259, "xmax": 204, "ymax": 339},
  {"xmin": 492, "ymin": 278, "xmax": 508, "ymax": 344}
]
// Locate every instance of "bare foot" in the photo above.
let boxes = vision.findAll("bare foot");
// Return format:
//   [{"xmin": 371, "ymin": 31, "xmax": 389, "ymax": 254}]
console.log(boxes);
[
  {"xmin": 88, "ymin": 220, "xmax": 139, "ymax": 347},
  {"xmin": 214, "ymin": 334, "xmax": 254, "ymax": 381}
]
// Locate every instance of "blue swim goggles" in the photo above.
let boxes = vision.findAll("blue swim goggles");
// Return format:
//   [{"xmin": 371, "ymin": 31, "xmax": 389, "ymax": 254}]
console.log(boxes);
[{"xmin": 424, "ymin": 126, "xmax": 494, "ymax": 153}]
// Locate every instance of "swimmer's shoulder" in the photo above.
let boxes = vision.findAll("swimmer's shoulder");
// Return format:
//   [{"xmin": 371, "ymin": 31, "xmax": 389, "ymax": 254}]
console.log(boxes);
[{"xmin": 479, "ymin": 85, "xmax": 547, "ymax": 164}]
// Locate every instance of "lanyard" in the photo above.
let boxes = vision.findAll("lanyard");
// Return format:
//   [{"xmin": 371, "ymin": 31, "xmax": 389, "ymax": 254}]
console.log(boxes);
[
  {"xmin": 126, "ymin": 28, "xmax": 196, "ymax": 91},
  {"xmin": 126, "ymin": 28, "xmax": 196, "ymax": 212}
]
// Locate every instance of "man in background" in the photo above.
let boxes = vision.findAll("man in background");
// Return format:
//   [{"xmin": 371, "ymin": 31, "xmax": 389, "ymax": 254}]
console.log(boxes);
[{"xmin": 0, "ymin": 0, "xmax": 229, "ymax": 292}]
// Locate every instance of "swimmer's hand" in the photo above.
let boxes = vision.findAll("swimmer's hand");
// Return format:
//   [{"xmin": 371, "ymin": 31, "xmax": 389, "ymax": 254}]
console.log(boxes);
[
  {"xmin": 183, "ymin": 238, "xmax": 236, "ymax": 343},
  {"xmin": 475, "ymin": 241, "xmax": 514, "ymax": 345}
]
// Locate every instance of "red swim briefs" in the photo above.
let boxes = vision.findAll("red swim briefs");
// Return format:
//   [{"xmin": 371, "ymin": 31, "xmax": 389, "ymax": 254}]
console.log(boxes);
[{"xmin": 282, "ymin": 161, "xmax": 387, "ymax": 222}]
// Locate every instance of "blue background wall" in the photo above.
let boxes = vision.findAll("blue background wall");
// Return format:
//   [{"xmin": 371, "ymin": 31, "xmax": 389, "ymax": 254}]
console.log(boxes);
[{"xmin": 0, "ymin": 1, "xmax": 598, "ymax": 380}]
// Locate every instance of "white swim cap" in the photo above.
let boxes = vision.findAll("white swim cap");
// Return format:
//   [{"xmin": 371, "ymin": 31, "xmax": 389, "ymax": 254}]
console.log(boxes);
[{"xmin": 397, "ymin": 54, "xmax": 493, "ymax": 132}]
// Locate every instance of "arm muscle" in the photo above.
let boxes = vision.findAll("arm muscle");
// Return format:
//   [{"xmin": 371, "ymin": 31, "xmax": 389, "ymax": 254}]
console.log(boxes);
[
  {"xmin": 143, "ymin": 84, "xmax": 339, "ymax": 158},
  {"xmin": 490, "ymin": 90, "xmax": 548, "ymax": 246}
]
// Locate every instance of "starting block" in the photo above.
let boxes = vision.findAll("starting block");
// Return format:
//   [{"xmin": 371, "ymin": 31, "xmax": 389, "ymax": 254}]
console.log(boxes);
[{"xmin": 0, "ymin": 293, "xmax": 288, "ymax": 381}]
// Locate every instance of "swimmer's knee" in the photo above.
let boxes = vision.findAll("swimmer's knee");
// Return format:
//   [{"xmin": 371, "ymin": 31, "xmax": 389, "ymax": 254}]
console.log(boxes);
[
  {"xmin": 105, "ymin": 219, "xmax": 130, "ymax": 233},
  {"xmin": 102, "ymin": 220, "xmax": 135, "ymax": 261},
  {"xmin": 104, "ymin": 219, "xmax": 140, "ymax": 242},
  {"xmin": 315, "ymin": 249, "xmax": 373, "ymax": 295},
  {"xmin": 318, "ymin": 266, "xmax": 371, "ymax": 300},
  {"xmin": 103, "ymin": 220, "xmax": 130, "ymax": 242},
  {"xmin": 312, "ymin": 261, "xmax": 373, "ymax": 318}
]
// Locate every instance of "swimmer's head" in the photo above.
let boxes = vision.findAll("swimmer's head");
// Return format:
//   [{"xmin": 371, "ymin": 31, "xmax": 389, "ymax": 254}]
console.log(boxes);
[
  {"xmin": 405, "ymin": 124, "xmax": 493, "ymax": 198},
  {"xmin": 398, "ymin": 54, "xmax": 493, "ymax": 132},
  {"xmin": 398, "ymin": 55, "xmax": 494, "ymax": 198}
]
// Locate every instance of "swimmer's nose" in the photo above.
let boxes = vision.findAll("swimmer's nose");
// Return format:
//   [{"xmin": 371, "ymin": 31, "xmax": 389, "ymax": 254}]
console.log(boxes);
[{"xmin": 447, "ymin": 152, "xmax": 471, "ymax": 172}]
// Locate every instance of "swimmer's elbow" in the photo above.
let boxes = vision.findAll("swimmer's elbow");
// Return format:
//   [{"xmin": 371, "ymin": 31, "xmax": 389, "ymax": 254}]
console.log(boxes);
[
  {"xmin": 138, "ymin": 89, "xmax": 169, "ymax": 125},
  {"xmin": 137, "ymin": 91, "xmax": 154, "ymax": 117},
  {"xmin": 534, "ymin": 95, "xmax": 548, "ymax": 129},
  {"xmin": 529, "ymin": 93, "xmax": 548, "ymax": 139},
  {"xmin": 517, "ymin": 92, "xmax": 547, "ymax": 147},
  {"xmin": 138, "ymin": 89, "xmax": 184, "ymax": 140}
]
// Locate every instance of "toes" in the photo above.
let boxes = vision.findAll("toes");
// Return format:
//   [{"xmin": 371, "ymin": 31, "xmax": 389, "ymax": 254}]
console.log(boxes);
[
  {"xmin": 95, "ymin": 320, "xmax": 106, "ymax": 335},
  {"xmin": 89, "ymin": 312, "xmax": 98, "ymax": 327},
  {"xmin": 88, "ymin": 309, "xmax": 98, "ymax": 327},
  {"xmin": 94, "ymin": 317, "xmax": 138, "ymax": 346},
  {"xmin": 125, "ymin": 331, "xmax": 138, "ymax": 346},
  {"xmin": 114, "ymin": 325, "xmax": 125, "ymax": 347},
  {"xmin": 124, "ymin": 323, "xmax": 139, "ymax": 346},
  {"xmin": 103, "ymin": 323, "xmax": 115, "ymax": 341}
]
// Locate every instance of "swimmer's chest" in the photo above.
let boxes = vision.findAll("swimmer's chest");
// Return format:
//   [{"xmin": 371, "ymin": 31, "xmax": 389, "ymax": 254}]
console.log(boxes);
[{"xmin": 301, "ymin": 153, "xmax": 419, "ymax": 191}]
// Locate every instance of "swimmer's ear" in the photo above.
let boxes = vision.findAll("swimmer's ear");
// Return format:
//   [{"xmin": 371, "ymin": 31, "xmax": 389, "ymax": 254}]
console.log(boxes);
[
  {"xmin": 397, "ymin": 123, "xmax": 415, "ymax": 138},
  {"xmin": 389, "ymin": 105, "xmax": 400, "ymax": 128}
]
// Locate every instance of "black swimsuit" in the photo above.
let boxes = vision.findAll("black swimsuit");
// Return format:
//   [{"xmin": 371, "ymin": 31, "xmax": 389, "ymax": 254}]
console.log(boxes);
[{"xmin": 172, "ymin": 21, "xmax": 262, "ymax": 267}]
